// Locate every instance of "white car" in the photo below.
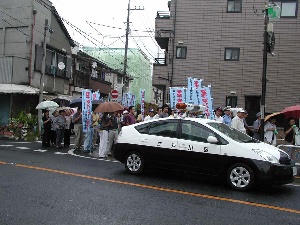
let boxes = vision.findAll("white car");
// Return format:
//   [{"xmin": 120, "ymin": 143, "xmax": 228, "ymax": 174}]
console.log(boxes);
[{"xmin": 113, "ymin": 117, "xmax": 296, "ymax": 191}]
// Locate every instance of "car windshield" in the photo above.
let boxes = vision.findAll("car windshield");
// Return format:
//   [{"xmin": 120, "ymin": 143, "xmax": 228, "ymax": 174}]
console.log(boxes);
[{"xmin": 207, "ymin": 122, "xmax": 258, "ymax": 143}]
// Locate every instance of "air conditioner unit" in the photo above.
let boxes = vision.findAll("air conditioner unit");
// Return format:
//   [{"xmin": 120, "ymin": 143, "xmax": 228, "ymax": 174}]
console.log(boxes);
[{"xmin": 50, "ymin": 65, "xmax": 57, "ymax": 75}]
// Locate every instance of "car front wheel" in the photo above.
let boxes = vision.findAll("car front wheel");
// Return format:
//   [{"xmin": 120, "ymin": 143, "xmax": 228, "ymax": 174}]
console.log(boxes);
[
  {"xmin": 125, "ymin": 151, "xmax": 144, "ymax": 175},
  {"xmin": 227, "ymin": 163, "xmax": 254, "ymax": 191}
]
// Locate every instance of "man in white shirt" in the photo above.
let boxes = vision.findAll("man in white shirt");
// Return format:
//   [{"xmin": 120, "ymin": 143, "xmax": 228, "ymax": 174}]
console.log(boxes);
[
  {"xmin": 144, "ymin": 109, "xmax": 156, "ymax": 121},
  {"xmin": 231, "ymin": 109, "xmax": 246, "ymax": 133}
]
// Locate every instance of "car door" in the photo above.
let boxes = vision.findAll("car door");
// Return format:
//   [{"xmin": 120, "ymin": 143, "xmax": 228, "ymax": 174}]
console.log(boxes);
[
  {"xmin": 177, "ymin": 121, "xmax": 222, "ymax": 175},
  {"xmin": 139, "ymin": 119, "xmax": 179, "ymax": 168}
]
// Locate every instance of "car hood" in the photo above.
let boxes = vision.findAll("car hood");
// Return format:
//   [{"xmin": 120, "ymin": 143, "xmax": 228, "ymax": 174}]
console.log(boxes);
[{"xmin": 242, "ymin": 142, "xmax": 281, "ymax": 159}]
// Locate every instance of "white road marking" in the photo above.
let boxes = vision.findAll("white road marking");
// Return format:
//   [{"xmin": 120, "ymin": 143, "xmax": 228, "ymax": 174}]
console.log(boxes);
[
  {"xmin": 285, "ymin": 183, "xmax": 300, "ymax": 187},
  {"xmin": 0, "ymin": 145, "xmax": 14, "ymax": 147},
  {"xmin": 54, "ymin": 152, "xmax": 69, "ymax": 155},
  {"xmin": 33, "ymin": 149, "xmax": 48, "ymax": 152},
  {"xmin": 67, "ymin": 150, "xmax": 119, "ymax": 162},
  {"xmin": 9, "ymin": 142, "xmax": 31, "ymax": 144},
  {"xmin": 16, "ymin": 147, "xmax": 30, "ymax": 150}
]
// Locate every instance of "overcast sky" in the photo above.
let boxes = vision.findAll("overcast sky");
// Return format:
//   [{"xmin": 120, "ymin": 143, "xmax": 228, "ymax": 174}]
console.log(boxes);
[{"xmin": 50, "ymin": 0, "xmax": 170, "ymax": 61}]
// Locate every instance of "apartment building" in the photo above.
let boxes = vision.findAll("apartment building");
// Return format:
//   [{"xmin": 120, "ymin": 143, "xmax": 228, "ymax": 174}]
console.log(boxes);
[{"xmin": 153, "ymin": 0, "xmax": 300, "ymax": 122}]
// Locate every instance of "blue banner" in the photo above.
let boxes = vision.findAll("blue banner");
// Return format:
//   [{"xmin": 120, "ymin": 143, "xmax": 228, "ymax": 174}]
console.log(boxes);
[
  {"xmin": 140, "ymin": 89, "xmax": 145, "ymax": 120},
  {"xmin": 92, "ymin": 91, "xmax": 100, "ymax": 101},
  {"xmin": 187, "ymin": 77, "xmax": 202, "ymax": 105},
  {"xmin": 200, "ymin": 86, "xmax": 214, "ymax": 120},
  {"xmin": 169, "ymin": 87, "xmax": 177, "ymax": 109},
  {"xmin": 82, "ymin": 89, "xmax": 92, "ymax": 132}
]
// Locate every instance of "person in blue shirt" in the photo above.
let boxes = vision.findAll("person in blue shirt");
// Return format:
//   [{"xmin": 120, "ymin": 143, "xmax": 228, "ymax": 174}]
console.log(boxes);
[{"xmin": 222, "ymin": 106, "xmax": 232, "ymax": 126}]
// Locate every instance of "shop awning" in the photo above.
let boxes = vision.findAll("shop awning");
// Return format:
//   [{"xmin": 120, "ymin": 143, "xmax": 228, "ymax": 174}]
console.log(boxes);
[{"xmin": 0, "ymin": 84, "xmax": 39, "ymax": 94}]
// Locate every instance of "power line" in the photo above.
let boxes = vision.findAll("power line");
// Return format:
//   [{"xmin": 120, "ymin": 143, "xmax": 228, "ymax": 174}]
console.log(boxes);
[
  {"xmin": 34, "ymin": 0, "xmax": 152, "ymax": 77},
  {"xmin": 87, "ymin": 21, "xmax": 154, "ymax": 33}
]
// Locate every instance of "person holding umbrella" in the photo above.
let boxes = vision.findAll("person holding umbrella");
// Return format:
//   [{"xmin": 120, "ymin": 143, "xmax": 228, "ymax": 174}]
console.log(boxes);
[
  {"xmin": 56, "ymin": 110, "xmax": 66, "ymax": 149},
  {"xmin": 284, "ymin": 117, "xmax": 296, "ymax": 145},
  {"xmin": 42, "ymin": 110, "xmax": 51, "ymax": 147},
  {"xmin": 98, "ymin": 112, "xmax": 113, "ymax": 158}
]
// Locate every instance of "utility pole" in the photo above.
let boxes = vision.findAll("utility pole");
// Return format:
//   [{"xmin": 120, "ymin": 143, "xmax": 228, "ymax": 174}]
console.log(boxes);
[
  {"xmin": 38, "ymin": 19, "xmax": 49, "ymax": 136},
  {"xmin": 259, "ymin": 2, "xmax": 278, "ymax": 141},
  {"xmin": 260, "ymin": 6, "xmax": 268, "ymax": 141},
  {"xmin": 122, "ymin": 0, "xmax": 130, "ymax": 96},
  {"xmin": 122, "ymin": 0, "xmax": 144, "ymax": 97}
]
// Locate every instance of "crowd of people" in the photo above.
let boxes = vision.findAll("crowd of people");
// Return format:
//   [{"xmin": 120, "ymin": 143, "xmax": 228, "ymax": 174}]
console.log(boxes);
[
  {"xmin": 213, "ymin": 106, "xmax": 300, "ymax": 146},
  {"xmin": 41, "ymin": 103, "xmax": 299, "ymax": 156}
]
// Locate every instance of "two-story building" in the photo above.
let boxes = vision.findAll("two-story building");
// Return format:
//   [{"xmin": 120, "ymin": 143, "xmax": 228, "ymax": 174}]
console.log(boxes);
[
  {"xmin": 0, "ymin": 0, "xmax": 75, "ymax": 125},
  {"xmin": 153, "ymin": 0, "xmax": 300, "ymax": 123}
]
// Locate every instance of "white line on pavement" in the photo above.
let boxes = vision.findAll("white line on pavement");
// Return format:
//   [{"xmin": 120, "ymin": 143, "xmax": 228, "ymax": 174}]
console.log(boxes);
[
  {"xmin": 9, "ymin": 142, "xmax": 31, "ymax": 144},
  {"xmin": 16, "ymin": 147, "xmax": 30, "ymax": 150},
  {"xmin": 285, "ymin": 183, "xmax": 300, "ymax": 187},
  {"xmin": 33, "ymin": 149, "xmax": 48, "ymax": 152},
  {"xmin": 0, "ymin": 145, "xmax": 14, "ymax": 147},
  {"xmin": 54, "ymin": 152, "xmax": 69, "ymax": 155},
  {"xmin": 67, "ymin": 149, "xmax": 119, "ymax": 163}
]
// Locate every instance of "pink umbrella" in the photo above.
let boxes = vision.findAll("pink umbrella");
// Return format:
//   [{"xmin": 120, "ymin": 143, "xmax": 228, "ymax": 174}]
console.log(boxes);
[{"xmin": 282, "ymin": 105, "xmax": 300, "ymax": 119}]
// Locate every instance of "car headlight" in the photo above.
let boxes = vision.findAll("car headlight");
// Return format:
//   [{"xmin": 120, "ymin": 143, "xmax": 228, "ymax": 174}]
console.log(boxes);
[{"xmin": 253, "ymin": 149, "xmax": 279, "ymax": 164}]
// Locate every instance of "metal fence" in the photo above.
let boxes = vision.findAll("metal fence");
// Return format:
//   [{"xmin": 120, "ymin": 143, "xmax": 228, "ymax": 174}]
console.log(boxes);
[{"xmin": 277, "ymin": 144, "xmax": 300, "ymax": 166}]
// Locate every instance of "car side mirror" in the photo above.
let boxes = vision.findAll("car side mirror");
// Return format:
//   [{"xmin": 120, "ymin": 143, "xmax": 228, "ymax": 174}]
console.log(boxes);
[{"xmin": 207, "ymin": 136, "xmax": 218, "ymax": 144}]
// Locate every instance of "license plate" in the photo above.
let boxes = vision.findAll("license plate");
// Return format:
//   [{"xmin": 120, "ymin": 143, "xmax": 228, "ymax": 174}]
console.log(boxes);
[{"xmin": 293, "ymin": 167, "xmax": 297, "ymax": 176}]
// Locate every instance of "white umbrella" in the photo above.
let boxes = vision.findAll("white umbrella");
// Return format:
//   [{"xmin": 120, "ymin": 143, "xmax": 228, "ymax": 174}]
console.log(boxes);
[{"xmin": 36, "ymin": 101, "xmax": 59, "ymax": 110}]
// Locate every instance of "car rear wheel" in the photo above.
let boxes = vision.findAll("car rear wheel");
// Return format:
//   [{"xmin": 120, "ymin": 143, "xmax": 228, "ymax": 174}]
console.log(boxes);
[
  {"xmin": 125, "ymin": 151, "xmax": 144, "ymax": 174},
  {"xmin": 227, "ymin": 163, "xmax": 254, "ymax": 191}
]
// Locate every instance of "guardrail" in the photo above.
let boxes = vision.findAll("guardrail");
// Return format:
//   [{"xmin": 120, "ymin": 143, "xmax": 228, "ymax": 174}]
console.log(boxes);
[{"xmin": 277, "ymin": 144, "xmax": 300, "ymax": 166}]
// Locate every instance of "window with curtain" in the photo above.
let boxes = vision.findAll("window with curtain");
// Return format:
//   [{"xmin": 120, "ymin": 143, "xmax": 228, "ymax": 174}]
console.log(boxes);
[
  {"xmin": 272, "ymin": 1, "xmax": 298, "ymax": 17},
  {"xmin": 224, "ymin": 48, "xmax": 240, "ymax": 61},
  {"xmin": 227, "ymin": 0, "xmax": 242, "ymax": 12}
]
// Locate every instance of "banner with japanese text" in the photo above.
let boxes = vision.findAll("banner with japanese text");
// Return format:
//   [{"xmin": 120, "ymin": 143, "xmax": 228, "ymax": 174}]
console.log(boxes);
[
  {"xmin": 169, "ymin": 87, "xmax": 177, "ymax": 109},
  {"xmin": 92, "ymin": 91, "xmax": 100, "ymax": 101},
  {"xmin": 140, "ymin": 89, "xmax": 145, "ymax": 120},
  {"xmin": 200, "ymin": 86, "xmax": 214, "ymax": 120},
  {"xmin": 122, "ymin": 92, "xmax": 136, "ymax": 108},
  {"xmin": 82, "ymin": 89, "xmax": 92, "ymax": 132},
  {"xmin": 187, "ymin": 77, "xmax": 202, "ymax": 105},
  {"xmin": 176, "ymin": 87, "xmax": 185, "ymax": 105}
]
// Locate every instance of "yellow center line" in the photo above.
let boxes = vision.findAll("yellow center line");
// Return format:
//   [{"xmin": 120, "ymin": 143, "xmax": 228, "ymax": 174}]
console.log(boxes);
[{"xmin": 1, "ymin": 161, "xmax": 300, "ymax": 215}]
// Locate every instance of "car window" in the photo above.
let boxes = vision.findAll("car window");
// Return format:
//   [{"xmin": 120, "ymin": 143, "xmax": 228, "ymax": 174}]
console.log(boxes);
[
  {"xmin": 135, "ymin": 123, "xmax": 149, "ymax": 134},
  {"xmin": 148, "ymin": 120, "xmax": 178, "ymax": 138},
  {"xmin": 180, "ymin": 121, "xmax": 215, "ymax": 143},
  {"xmin": 207, "ymin": 122, "xmax": 256, "ymax": 143}
]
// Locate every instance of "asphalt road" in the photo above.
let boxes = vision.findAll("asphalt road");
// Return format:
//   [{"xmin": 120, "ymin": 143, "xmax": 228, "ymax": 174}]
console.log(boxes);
[{"xmin": 0, "ymin": 139, "xmax": 300, "ymax": 225}]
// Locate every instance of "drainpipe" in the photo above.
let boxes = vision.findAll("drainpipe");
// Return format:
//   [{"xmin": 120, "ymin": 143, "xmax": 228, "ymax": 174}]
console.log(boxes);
[{"xmin": 28, "ymin": 9, "xmax": 37, "ymax": 86}]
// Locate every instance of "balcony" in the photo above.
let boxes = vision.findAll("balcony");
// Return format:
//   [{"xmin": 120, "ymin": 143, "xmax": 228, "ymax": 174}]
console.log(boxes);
[
  {"xmin": 74, "ymin": 70, "xmax": 89, "ymax": 88},
  {"xmin": 155, "ymin": 11, "xmax": 173, "ymax": 50},
  {"xmin": 154, "ymin": 58, "xmax": 167, "ymax": 66}
]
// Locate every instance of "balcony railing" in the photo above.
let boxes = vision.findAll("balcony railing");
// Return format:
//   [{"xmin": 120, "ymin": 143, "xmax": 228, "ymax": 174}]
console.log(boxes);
[
  {"xmin": 74, "ymin": 70, "xmax": 89, "ymax": 88},
  {"xmin": 154, "ymin": 58, "xmax": 167, "ymax": 65},
  {"xmin": 156, "ymin": 11, "xmax": 170, "ymax": 19}
]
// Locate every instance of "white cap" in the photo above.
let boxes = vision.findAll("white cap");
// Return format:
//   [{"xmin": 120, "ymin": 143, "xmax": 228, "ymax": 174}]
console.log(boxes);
[
  {"xmin": 123, "ymin": 110, "xmax": 129, "ymax": 114},
  {"xmin": 238, "ymin": 109, "xmax": 245, "ymax": 113}
]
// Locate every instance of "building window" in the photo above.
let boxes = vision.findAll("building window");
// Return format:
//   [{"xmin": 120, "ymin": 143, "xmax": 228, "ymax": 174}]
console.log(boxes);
[
  {"xmin": 176, "ymin": 46, "xmax": 187, "ymax": 59},
  {"xmin": 227, "ymin": 0, "xmax": 242, "ymax": 12},
  {"xmin": 271, "ymin": 1, "xmax": 298, "ymax": 18},
  {"xmin": 224, "ymin": 48, "xmax": 240, "ymax": 61},
  {"xmin": 226, "ymin": 96, "xmax": 237, "ymax": 108}
]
